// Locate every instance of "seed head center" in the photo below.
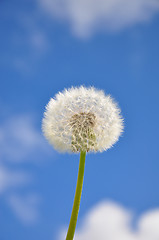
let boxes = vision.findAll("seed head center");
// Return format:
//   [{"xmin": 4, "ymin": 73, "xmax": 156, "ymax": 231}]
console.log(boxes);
[
  {"xmin": 70, "ymin": 112, "xmax": 96, "ymax": 130},
  {"xmin": 69, "ymin": 112, "xmax": 97, "ymax": 152}
]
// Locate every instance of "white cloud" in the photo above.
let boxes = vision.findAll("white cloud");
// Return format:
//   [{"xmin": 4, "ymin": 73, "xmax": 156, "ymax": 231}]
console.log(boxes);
[
  {"xmin": 38, "ymin": 0, "xmax": 159, "ymax": 37},
  {"xmin": 59, "ymin": 201, "xmax": 159, "ymax": 240},
  {"xmin": 0, "ymin": 114, "xmax": 51, "ymax": 162},
  {"xmin": 8, "ymin": 194, "xmax": 40, "ymax": 224}
]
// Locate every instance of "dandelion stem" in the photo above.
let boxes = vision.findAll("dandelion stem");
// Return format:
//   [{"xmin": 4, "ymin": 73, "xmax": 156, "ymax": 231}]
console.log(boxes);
[{"xmin": 66, "ymin": 151, "xmax": 86, "ymax": 240}]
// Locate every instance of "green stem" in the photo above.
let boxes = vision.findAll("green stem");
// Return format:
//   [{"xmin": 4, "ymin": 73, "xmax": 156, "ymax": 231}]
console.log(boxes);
[{"xmin": 66, "ymin": 151, "xmax": 86, "ymax": 240}]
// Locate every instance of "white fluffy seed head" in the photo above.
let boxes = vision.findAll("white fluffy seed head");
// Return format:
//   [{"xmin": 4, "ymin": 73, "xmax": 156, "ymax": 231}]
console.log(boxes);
[{"xmin": 42, "ymin": 86, "xmax": 124, "ymax": 153}]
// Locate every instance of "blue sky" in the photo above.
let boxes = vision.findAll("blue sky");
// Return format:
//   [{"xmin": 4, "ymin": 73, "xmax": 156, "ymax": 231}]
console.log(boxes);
[{"xmin": 0, "ymin": 0, "xmax": 159, "ymax": 240}]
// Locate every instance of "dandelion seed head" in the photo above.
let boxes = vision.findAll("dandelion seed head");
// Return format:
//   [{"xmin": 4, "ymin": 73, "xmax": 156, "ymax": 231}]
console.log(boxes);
[{"xmin": 42, "ymin": 86, "xmax": 124, "ymax": 153}]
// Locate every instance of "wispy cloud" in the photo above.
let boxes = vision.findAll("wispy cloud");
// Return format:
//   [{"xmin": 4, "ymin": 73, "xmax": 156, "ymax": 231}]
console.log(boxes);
[
  {"xmin": 8, "ymin": 194, "xmax": 40, "ymax": 224},
  {"xmin": 12, "ymin": 29, "xmax": 49, "ymax": 75},
  {"xmin": 0, "ymin": 166, "xmax": 30, "ymax": 194},
  {"xmin": 38, "ymin": 0, "xmax": 159, "ymax": 37},
  {"xmin": 0, "ymin": 114, "xmax": 52, "ymax": 224},
  {"xmin": 0, "ymin": 114, "xmax": 51, "ymax": 162},
  {"xmin": 59, "ymin": 201, "xmax": 159, "ymax": 240},
  {"xmin": 0, "ymin": 164, "xmax": 40, "ymax": 225},
  {"xmin": 0, "ymin": 2, "xmax": 50, "ymax": 75}
]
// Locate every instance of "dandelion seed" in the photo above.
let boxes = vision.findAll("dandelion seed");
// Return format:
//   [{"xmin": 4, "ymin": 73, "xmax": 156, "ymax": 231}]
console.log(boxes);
[{"xmin": 42, "ymin": 86, "xmax": 124, "ymax": 240}]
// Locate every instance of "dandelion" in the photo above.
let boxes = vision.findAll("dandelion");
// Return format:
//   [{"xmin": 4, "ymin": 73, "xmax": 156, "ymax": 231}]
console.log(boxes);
[{"xmin": 42, "ymin": 86, "xmax": 123, "ymax": 240}]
